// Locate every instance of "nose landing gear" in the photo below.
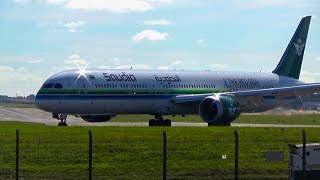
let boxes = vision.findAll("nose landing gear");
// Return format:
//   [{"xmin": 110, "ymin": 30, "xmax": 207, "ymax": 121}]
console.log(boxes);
[
  {"xmin": 53, "ymin": 113, "xmax": 68, "ymax": 126},
  {"xmin": 149, "ymin": 115, "xmax": 171, "ymax": 126},
  {"xmin": 58, "ymin": 120, "xmax": 67, "ymax": 126}
]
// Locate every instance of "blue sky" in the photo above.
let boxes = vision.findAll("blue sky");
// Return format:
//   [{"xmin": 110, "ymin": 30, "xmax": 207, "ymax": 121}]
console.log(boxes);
[{"xmin": 0, "ymin": 0, "xmax": 319, "ymax": 96}]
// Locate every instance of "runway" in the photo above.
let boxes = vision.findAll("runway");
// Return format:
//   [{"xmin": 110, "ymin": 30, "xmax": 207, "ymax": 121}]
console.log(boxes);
[{"xmin": 1, "ymin": 106, "xmax": 320, "ymax": 128}]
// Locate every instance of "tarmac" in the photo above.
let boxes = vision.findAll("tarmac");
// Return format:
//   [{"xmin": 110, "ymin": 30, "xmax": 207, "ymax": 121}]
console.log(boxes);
[{"xmin": 1, "ymin": 106, "xmax": 320, "ymax": 128}]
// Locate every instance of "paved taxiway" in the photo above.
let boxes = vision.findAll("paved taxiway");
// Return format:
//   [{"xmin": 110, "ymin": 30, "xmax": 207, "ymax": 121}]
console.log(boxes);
[{"xmin": 1, "ymin": 106, "xmax": 320, "ymax": 128}]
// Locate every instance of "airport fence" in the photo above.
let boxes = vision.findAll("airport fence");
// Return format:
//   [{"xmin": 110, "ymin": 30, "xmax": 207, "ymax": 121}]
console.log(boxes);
[{"xmin": 0, "ymin": 128, "xmax": 315, "ymax": 179}]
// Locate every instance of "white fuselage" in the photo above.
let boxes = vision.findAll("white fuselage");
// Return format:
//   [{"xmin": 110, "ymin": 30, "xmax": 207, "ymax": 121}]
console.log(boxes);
[{"xmin": 35, "ymin": 69, "xmax": 304, "ymax": 116}]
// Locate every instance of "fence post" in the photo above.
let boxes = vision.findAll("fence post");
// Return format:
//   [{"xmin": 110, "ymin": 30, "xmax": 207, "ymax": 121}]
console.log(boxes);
[
  {"xmin": 234, "ymin": 130, "xmax": 238, "ymax": 180},
  {"xmin": 16, "ymin": 129, "xmax": 19, "ymax": 180},
  {"xmin": 89, "ymin": 130, "xmax": 92, "ymax": 180},
  {"xmin": 163, "ymin": 131, "xmax": 167, "ymax": 180},
  {"xmin": 302, "ymin": 130, "xmax": 306, "ymax": 180}
]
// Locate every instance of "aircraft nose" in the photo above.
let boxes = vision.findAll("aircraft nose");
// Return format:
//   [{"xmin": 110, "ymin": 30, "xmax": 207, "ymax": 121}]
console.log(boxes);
[
  {"xmin": 34, "ymin": 91, "xmax": 47, "ymax": 111},
  {"xmin": 34, "ymin": 92, "xmax": 41, "ymax": 108}
]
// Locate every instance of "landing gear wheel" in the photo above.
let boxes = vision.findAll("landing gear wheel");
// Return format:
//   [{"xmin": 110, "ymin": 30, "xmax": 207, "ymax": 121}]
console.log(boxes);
[
  {"xmin": 149, "ymin": 119, "xmax": 156, "ymax": 126},
  {"xmin": 164, "ymin": 119, "xmax": 171, "ymax": 126},
  {"xmin": 58, "ymin": 120, "xmax": 68, "ymax": 126},
  {"xmin": 56, "ymin": 113, "xmax": 68, "ymax": 126},
  {"xmin": 149, "ymin": 115, "xmax": 172, "ymax": 127}
]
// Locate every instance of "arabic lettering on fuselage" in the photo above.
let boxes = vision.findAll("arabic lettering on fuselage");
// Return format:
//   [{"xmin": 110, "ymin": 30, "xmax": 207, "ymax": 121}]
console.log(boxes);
[
  {"xmin": 154, "ymin": 74, "xmax": 181, "ymax": 83},
  {"xmin": 225, "ymin": 78, "xmax": 259, "ymax": 88}
]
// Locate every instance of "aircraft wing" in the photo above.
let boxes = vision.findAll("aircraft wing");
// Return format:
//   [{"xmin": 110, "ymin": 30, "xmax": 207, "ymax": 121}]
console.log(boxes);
[{"xmin": 173, "ymin": 83, "xmax": 320, "ymax": 106}]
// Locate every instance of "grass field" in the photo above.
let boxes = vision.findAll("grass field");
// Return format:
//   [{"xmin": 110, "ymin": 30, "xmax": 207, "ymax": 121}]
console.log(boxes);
[
  {"xmin": 0, "ymin": 122, "xmax": 319, "ymax": 179},
  {"xmin": 106, "ymin": 113, "xmax": 320, "ymax": 125}
]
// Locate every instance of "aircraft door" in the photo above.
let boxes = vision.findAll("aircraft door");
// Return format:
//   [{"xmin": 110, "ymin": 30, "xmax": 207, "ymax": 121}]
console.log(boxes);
[{"xmin": 77, "ymin": 78, "xmax": 88, "ymax": 94}]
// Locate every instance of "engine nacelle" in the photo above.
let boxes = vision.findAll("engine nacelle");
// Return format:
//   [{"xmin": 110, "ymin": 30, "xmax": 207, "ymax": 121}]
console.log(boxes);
[
  {"xmin": 80, "ymin": 115, "xmax": 113, "ymax": 122},
  {"xmin": 199, "ymin": 95, "xmax": 241, "ymax": 125}
]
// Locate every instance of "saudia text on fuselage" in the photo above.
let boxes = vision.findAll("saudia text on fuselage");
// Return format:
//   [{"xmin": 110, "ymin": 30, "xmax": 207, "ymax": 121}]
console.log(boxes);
[
  {"xmin": 103, "ymin": 72, "xmax": 137, "ymax": 82},
  {"xmin": 102, "ymin": 72, "xmax": 181, "ymax": 83}
]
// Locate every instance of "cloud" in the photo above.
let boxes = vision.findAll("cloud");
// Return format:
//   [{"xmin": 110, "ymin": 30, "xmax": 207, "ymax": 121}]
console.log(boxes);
[
  {"xmin": 0, "ymin": 66, "xmax": 15, "ymax": 73},
  {"xmin": 0, "ymin": 65, "xmax": 46, "ymax": 96},
  {"xmin": 144, "ymin": 19, "xmax": 172, "ymax": 26},
  {"xmin": 158, "ymin": 66, "xmax": 169, "ymax": 70},
  {"xmin": 13, "ymin": 0, "xmax": 31, "ymax": 3},
  {"xmin": 232, "ymin": 0, "xmax": 316, "ymax": 9},
  {"xmin": 197, "ymin": 39, "xmax": 206, "ymax": 45},
  {"xmin": 27, "ymin": 59, "xmax": 42, "ymax": 64},
  {"xmin": 46, "ymin": 0, "xmax": 68, "ymax": 4},
  {"xmin": 64, "ymin": 54, "xmax": 87, "ymax": 66},
  {"xmin": 98, "ymin": 65, "xmax": 111, "ymax": 69},
  {"xmin": 13, "ymin": 0, "xmax": 172, "ymax": 13},
  {"xmin": 300, "ymin": 70, "xmax": 320, "ymax": 83},
  {"xmin": 65, "ymin": 0, "xmax": 153, "ymax": 12},
  {"xmin": 62, "ymin": 21, "xmax": 86, "ymax": 32},
  {"xmin": 171, "ymin": 60, "xmax": 184, "ymax": 65},
  {"xmin": 146, "ymin": 0, "xmax": 173, "ymax": 4},
  {"xmin": 208, "ymin": 64, "xmax": 229, "ymax": 69},
  {"xmin": 39, "ymin": 21, "xmax": 86, "ymax": 33},
  {"xmin": 132, "ymin": 30, "xmax": 168, "ymax": 42},
  {"xmin": 112, "ymin": 57, "xmax": 121, "ymax": 66}
]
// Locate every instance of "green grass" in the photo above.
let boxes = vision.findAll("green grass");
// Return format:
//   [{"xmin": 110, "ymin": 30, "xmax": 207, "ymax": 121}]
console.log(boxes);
[
  {"xmin": 0, "ymin": 122, "xmax": 318, "ymax": 179},
  {"xmin": 110, "ymin": 113, "xmax": 320, "ymax": 125},
  {"xmin": 236, "ymin": 114, "xmax": 320, "ymax": 125}
]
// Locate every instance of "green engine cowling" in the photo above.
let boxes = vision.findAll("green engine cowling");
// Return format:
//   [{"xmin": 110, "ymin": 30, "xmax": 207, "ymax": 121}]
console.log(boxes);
[{"xmin": 199, "ymin": 95, "xmax": 241, "ymax": 126}]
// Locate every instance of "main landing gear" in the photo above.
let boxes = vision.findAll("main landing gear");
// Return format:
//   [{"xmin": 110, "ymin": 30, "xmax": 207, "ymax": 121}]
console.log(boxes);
[
  {"xmin": 149, "ymin": 115, "xmax": 171, "ymax": 126},
  {"xmin": 53, "ymin": 113, "xmax": 68, "ymax": 126}
]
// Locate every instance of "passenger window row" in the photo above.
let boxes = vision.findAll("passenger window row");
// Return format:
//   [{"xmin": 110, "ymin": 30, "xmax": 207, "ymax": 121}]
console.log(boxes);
[
  {"xmin": 262, "ymin": 85, "xmax": 274, "ymax": 89},
  {"xmin": 163, "ymin": 84, "xmax": 215, "ymax": 89},
  {"xmin": 94, "ymin": 83, "xmax": 216, "ymax": 89},
  {"xmin": 95, "ymin": 84, "xmax": 147, "ymax": 89}
]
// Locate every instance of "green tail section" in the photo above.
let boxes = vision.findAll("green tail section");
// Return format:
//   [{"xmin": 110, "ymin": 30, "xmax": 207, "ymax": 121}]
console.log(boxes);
[{"xmin": 272, "ymin": 16, "xmax": 311, "ymax": 79}]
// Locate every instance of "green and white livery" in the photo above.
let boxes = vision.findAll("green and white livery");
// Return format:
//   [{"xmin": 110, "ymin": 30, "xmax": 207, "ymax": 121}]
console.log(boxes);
[{"xmin": 35, "ymin": 16, "xmax": 320, "ymax": 126}]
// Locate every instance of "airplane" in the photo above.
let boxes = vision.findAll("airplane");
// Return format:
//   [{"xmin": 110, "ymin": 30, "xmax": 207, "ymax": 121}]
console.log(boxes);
[{"xmin": 35, "ymin": 16, "xmax": 320, "ymax": 126}]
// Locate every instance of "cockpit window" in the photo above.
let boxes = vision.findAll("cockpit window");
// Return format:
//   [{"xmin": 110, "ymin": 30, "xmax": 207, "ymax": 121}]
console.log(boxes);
[
  {"xmin": 53, "ymin": 83, "xmax": 63, "ymax": 89},
  {"xmin": 41, "ymin": 83, "xmax": 54, "ymax": 89}
]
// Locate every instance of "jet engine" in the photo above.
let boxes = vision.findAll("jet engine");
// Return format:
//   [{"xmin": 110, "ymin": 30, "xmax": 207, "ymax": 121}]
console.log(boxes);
[
  {"xmin": 80, "ymin": 115, "xmax": 113, "ymax": 122},
  {"xmin": 199, "ymin": 95, "xmax": 241, "ymax": 125}
]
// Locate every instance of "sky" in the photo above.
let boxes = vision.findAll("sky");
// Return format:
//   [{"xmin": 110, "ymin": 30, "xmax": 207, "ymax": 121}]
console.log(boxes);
[{"xmin": 0, "ymin": 0, "xmax": 319, "ymax": 96}]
